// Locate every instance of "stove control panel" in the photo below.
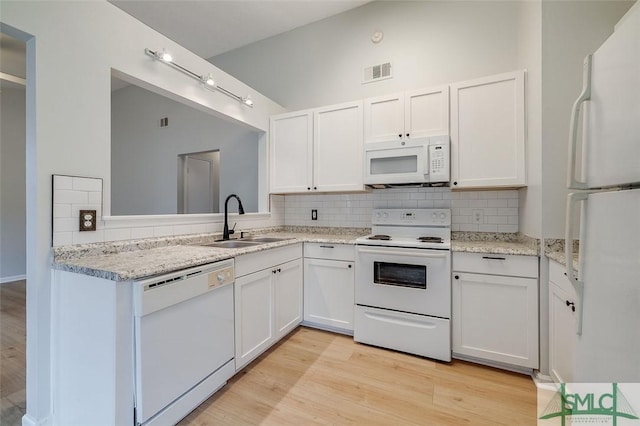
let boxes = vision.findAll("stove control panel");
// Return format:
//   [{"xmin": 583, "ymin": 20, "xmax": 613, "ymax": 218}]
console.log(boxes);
[{"xmin": 372, "ymin": 209, "xmax": 451, "ymax": 226}]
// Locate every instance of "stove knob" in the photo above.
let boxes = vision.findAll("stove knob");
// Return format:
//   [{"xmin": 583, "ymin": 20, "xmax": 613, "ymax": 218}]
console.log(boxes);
[
  {"xmin": 375, "ymin": 212, "xmax": 381, "ymax": 219},
  {"xmin": 382, "ymin": 212, "xmax": 389, "ymax": 219},
  {"xmin": 217, "ymin": 273, "xmax": 225, "ymax": 283},
  {"xmin": 439, "ymin": 213, "xmax": 446, "ymax": 220},
  {"xmin": 431, "ymin": 213, "xmax": 437, "ymax": 219}
]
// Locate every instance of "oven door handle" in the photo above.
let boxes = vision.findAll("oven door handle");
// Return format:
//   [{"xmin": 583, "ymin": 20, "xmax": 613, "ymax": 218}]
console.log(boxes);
[{"xmin": 357, "ymin": 248, "xmax": 448, "ymax": 259}]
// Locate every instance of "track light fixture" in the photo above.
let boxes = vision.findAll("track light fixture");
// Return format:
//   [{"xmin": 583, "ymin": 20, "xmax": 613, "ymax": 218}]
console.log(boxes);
[{"xmin": 145, "ymin": 48, "xmax": 253, "ymax": 108}]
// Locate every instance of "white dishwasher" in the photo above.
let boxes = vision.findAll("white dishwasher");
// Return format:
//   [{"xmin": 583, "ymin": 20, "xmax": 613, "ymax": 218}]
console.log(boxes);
[{"xmin": 133, "ymin": 259, "xmax": 235, "ymax": 426}]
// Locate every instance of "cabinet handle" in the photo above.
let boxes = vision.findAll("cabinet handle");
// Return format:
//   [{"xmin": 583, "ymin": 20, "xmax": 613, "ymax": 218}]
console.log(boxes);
[
  {"xmin": 272, "ymin": 270, "xmax": 277, "ymax": 274},
  {"xmin": 277, "ymin": 268, "xmax": 281, "ymax": 273},
  {"xmin": 307, "ymin": 187, "xmax": 311, "ymax": 190},
  {"xmin": 320, "ymin": 245, "xmax": 334, "ymax": 249},
  {"xmin": 348, "ymin": 264, "xmax": 352, "ymax": 269},
  {"xmin": 453, "ymin": 181, "xmax": 458, "ymax": 186},
  {"xmin": 313, "ymin": 186, "xmax": 317, "ymax": 190},
  {"xmin": 454, "ymin": 275, "xmax": 459, "ymax": 280},
  {"xmin": 406, "ymin": 133, "xmax": 410, "ymax": 137},
  {"xmin": 398, "ymin": 133, "xmax": 402, "ymax": 138},
  {"xmin": 566, "ymin": 300, "xmax": 576, "ymax": 312},
  {"xmin": 482, "ymin": 256, "xmax": 506, "ymax": 261}
]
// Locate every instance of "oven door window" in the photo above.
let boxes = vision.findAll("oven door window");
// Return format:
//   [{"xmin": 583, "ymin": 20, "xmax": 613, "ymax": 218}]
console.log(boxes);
[{"xmin": 373, "ymin": 261, "xmax": 426, "ymax": 289}]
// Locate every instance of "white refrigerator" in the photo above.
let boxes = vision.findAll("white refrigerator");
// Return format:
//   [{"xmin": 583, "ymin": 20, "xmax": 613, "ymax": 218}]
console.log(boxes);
[{"xmin": 565, "ymin": 2, "xmax": 640, "ymax": 383}]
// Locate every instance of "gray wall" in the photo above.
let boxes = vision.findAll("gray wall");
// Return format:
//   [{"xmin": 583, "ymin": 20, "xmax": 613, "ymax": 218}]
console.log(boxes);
[
  {"xmin": 212, "ymin": 1, "xmax": 523, "ymax": 111},
  {"xmin": 111, "ymin": 84, "xmax": 260, "ymax": 215},
  {"xmin": 0, "ymin": 86, "xmax": 26, "ymax": 281},
  {"xmin": 212, "ymin": 0, "xmax": 634, "ymax": 239}
]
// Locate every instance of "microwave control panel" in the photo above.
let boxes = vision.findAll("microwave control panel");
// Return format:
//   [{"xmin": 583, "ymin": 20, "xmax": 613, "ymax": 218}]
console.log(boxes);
[{"xmin": 428, "ymin": 138, "xmax": 450, "ymax": 183}]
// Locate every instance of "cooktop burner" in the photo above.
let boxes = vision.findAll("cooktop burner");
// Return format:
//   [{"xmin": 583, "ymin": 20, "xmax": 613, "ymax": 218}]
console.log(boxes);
[
  {"xmin": 417, "ymin": 236, "xmax": 444, "ymax": 243},
  {"xmin": 367, "ymin": 234, "xmax": 391, "ymax": 241}
]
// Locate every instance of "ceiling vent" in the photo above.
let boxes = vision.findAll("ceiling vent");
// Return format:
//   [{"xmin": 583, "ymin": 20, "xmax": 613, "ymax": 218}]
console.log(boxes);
[{"xmin": 363, "ymin": 62, "xmax": 392, "ymax": 84}]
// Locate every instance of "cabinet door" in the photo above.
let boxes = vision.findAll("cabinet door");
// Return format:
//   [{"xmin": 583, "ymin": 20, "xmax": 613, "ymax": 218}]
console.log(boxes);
[
  {"xmin": 270, "ymin": 110, "xmax": 313, "ymax": 193},
  {"xmin": 274, "ymin": 258, "xmax": 303, "ymax": 340},
  {"xmin": 234, "ymin": 268, "xmax": 274, "ymax": 370},
  {"xmin": 314, "ymin": 101, "xmax": 364, "ymax": 192},
  {"xmin": 363, "ymin": 93, "xmax": 404, "ymax": 143},
  {"xmin": 404, "ymin": 85, "xmax": 449, "ymax": 139},
  {"xmin": 452, "ymin": 271, "xmax": 538, "ymax": 368},
  {"xmin": 450, "ymin": 70, "xmax": 526, "ymax": 188},
  {"xmin": 549, "ymin": 281, "xmax": 576, "ymax": 384},
  {"xmin": 303, "ymin": 258, "xmax": 354, "ymax": 332}
]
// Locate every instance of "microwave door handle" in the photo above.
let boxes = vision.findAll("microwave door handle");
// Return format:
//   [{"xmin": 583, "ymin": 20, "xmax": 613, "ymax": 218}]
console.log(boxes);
[
  {"xmin": 423, "ymin": 145, "xmax": 430, "ymax": 177},
  {"xmin": 358, "ymin": 248, "xmax": 448, "ymax": 259}
]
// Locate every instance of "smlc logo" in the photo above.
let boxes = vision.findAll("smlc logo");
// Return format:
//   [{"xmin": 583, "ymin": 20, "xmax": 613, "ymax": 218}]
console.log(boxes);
[{"xmin": 539, "ymin": 383, "xmax": 639, "ymax": 425}]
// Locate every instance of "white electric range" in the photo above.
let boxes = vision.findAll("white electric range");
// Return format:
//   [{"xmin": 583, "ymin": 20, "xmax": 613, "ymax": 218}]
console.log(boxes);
[{"xmin": 354, "ymin": 208, "xmax": 452, "ymax": 362}]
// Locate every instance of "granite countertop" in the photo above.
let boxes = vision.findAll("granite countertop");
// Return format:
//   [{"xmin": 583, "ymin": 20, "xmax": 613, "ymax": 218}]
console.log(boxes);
[
  {"xmin": 53, "ymin": 227, "xmax": 542, "ymax": 281},
  {"xmin": 451, "ymin": 232, "xmax": 539, "ymax": 257},
  {"xmin": 53, "ymin": 227, "xmax": 369, "ymax": 281},
  {"xmin": 544, "ymin": 239, "xmax": 580, "ymax": 272}
]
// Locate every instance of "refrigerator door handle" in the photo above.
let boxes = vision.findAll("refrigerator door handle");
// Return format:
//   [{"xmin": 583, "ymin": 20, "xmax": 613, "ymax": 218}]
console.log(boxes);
[
  {"xmin": 567, "ymin": 54, "xmax": 592, "ymax": 190},
  {"xmin": 565, "ymin": 192, "xmax": 588, "ymax": 335}
]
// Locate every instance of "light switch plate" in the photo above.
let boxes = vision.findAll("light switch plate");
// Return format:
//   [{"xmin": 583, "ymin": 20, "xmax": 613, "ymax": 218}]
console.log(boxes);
[{"xmin": 79, "ymin": 209, "xmax": 97, "ymax": 231}]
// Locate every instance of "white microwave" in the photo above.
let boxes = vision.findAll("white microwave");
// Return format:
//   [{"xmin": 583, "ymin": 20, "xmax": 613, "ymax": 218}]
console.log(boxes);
[{"xmin": 363, "ymin": 136, "xmax": 450, "ymax": 185}]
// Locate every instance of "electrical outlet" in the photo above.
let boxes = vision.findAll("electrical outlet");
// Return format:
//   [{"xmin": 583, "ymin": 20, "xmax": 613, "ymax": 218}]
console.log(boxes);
[
  {"xmin": 472, "ymin": 209, "xmax": 484, "ymax": 224},
  {"xmin": 311, "ymin": 209, "xmax": 318, "ymax": 221},
  {"xmin": 79, "ymin": 209, "xmax": 97, "ymax": 231}
]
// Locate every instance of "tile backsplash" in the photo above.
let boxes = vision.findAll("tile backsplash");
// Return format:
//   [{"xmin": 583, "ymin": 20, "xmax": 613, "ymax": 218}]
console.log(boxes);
[
  {"xmin": 52, "ymin": 174, "xmax": 285, "ymax": 247},
  {"xmin": 284, "ymin": 187, "xmax": 519, "ymax": 232},
  {"xmin": 52, "ymin": 175, "xmax": 518, "ymax": 247}
]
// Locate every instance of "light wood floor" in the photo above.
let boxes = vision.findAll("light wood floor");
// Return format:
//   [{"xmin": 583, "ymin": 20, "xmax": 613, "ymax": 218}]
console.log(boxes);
[
  {"xmin": 180, "ymin": 327, "xmax": 537, "ymax": 425},
  {"xmin": 0, "ymin": 280, "xmax": 27, "ymax": 426},
  {"xmin": 0, "ymin": 282, "xmax": 537, "ymax": 425}
]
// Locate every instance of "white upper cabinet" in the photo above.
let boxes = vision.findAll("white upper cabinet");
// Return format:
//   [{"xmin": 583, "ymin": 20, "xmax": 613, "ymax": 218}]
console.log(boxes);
[
  {"xmin": 363, "ymin": 93, "xmax": 404, "ymax": 143},
  {"xmin": 314, "ymin": 101, "xmax": 364, "ymax": 192},
  {"xmin": 450, "ymin": 70, "xmax": 526, "ymax": 189},
  {"xmin": 364, "ymin": 85, "xmax": 449, "ymax": 143},
  {"xmin": 270, "ymin": 110, "xmax": 313, "ymax": 193},
  {"xmin": 270, "ymin": 101, "xmax": 364, "ymax": 194}
]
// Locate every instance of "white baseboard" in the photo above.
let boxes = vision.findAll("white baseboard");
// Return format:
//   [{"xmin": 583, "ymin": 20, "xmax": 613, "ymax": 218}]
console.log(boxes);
[
  {"xmin": 1, "ymin": 274, "xmax": 26, "ymax": 284},
  {"xmin": 22, "ymin": 413, "xmax": 53, "ymax": 426}
]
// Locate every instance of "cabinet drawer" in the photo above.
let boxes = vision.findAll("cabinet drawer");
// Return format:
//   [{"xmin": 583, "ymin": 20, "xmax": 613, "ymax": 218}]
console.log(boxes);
[
  {"xmin": 304, "ymin": 242, "xmax": 354, "ymax": 262},
  {"xmin": 453, "ymin": 252, "xmax": 538, "ymax": 278},
  {"xmin": 236, "ymin": 243, "xmax": 302, "ymax": 278},
  {"xmin": 549, "ymin": 258, "xmax": 575, "ymax": 295}
]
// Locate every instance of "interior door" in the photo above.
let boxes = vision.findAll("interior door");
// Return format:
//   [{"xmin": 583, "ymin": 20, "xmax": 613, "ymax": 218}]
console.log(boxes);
[{"xmin": 185, "ymin": 156, "xmax": 213, "ymax": 213}]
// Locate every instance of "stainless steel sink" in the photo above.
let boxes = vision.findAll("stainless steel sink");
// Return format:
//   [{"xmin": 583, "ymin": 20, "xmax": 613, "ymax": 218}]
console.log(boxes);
[
  {"xmin": 243, "ymin": 236, "xmax": 293, "ymax": 243},
  {"xmin": 198, "ymin": 235, "xmax": 294, "ymax": 249},
  {"xmin": 201, "ymin": 240, "xmax": 262, "ymax": 249}
]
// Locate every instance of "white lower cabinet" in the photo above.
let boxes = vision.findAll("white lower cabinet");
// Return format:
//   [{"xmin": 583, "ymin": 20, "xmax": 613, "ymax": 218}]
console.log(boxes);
[
  {"xmin": 234, "ymin": 244, "xmax": 303, "ymax": 371},
  {"xmin": 548, "ymin": 259, "xmax": 577, "ymax": 384},
  {"xmin": 452, "ymin": 252, "xmax": 539, "ymax": 369},
  {"xmin": 303, "ymin": 243, "xmax": 355, "ymax": 333},
  {"xmin": 274, "ymin": 259, "xmax": 304, "ymax": 340}
]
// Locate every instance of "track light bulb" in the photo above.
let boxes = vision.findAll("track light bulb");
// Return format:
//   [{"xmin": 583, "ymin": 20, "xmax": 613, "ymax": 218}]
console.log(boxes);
[
  {"xmin": 203, "ymin": 73, "xmax": 215, "ymax": 86},
  {"xmin": 159, "ymin": 49, "xmax": 172, "ymax": 63}
]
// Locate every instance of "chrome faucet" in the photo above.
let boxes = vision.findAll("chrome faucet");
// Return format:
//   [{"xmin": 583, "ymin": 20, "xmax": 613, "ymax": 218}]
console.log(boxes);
[{"xmin": 223, "ymin": 194, "xmax": 245, "ymax": 240}]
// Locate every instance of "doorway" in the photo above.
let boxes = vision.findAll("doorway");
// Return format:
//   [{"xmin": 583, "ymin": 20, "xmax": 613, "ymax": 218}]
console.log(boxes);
[
  {"xmin": 0, "ymin": 31, "xmax": 27, "ymax": 425},
  {"xmin": 177, "ymin": 150, "xmax": 220, "ymax": 214}
]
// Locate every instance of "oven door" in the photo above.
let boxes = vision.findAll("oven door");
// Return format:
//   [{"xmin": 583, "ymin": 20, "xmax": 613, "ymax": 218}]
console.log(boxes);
[{"xmin": 355, "ymin": 245, "xmax": 451, "ymax": 318}]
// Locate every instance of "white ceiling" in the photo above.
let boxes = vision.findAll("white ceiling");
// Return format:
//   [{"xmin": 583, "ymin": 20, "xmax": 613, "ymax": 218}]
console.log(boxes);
[{"xmin": 109, "ymin": 0, "xmax": 370, "ymax": 59}]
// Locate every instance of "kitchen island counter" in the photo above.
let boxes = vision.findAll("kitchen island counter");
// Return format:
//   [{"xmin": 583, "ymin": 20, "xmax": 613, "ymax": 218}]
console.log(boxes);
[{"xmin": 52, "ymin": 226, "xmax": 368, "ymax": 281}]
